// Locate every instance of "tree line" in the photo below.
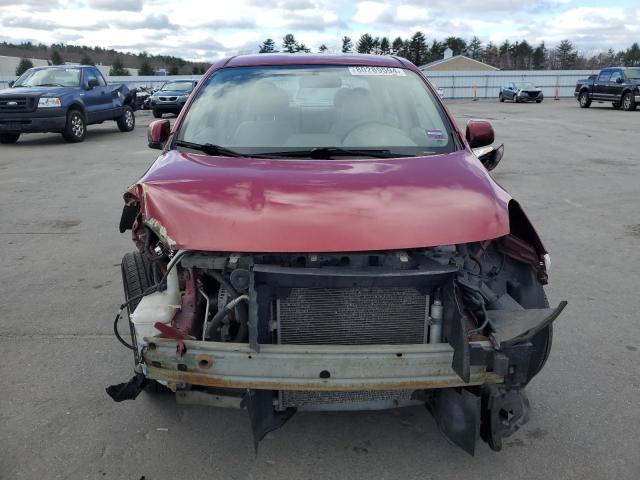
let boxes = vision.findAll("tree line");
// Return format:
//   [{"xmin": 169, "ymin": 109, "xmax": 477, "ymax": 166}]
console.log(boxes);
[{"xmin": 259, "ymin": 33, "xmax": 640, "ymax": 70}]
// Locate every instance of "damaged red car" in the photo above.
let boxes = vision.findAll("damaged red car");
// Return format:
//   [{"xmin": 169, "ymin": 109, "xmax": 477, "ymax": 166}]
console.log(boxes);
[{"xmin": 110, "ymin": 54, "xmax": 566, "ymax": 455}]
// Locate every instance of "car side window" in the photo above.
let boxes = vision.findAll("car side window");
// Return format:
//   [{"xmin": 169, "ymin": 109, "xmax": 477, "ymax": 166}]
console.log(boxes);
[
  {"xmin": 93, "ymin": 68, "xmax": 107, "ymax": 87},
  {"xmin": 609, "ymin": 71, "xmax": 621, "ymax": 83},
  {"xmin": 597, "ymin": 70, "xmax": 611, "ymax": 82},
  {"xmin": 84, "ymin": 68, "xmax": 98, "ymax": 87}
]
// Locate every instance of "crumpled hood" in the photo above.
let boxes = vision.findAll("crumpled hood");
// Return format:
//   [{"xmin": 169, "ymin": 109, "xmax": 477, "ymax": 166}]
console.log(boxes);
[{"xmin": 132, "ymin": 149, "xmax": 512, "ymax": 252}]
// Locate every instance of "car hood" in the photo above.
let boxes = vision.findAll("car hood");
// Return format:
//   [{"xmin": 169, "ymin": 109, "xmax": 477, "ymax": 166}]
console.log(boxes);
[
  {"xmin": 0, "ymin": 86, "xmax": 72, "ymax": 96},
  {"xmin": 155, "ymin": 89, "xmax": 191, "ymax": 96},
  {"xmin": 130, "ymin": 149, "xmax": 512, "ymax": 252}
]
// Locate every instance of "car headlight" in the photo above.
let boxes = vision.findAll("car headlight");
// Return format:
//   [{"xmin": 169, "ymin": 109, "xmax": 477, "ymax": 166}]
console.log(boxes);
[
  {"xmin": 38, "ymin": 97, "xmax": 61, "ymax": 108},
  {"xmin": 178, "ymin": 94, "xmax": 189, "ymax": 101}
]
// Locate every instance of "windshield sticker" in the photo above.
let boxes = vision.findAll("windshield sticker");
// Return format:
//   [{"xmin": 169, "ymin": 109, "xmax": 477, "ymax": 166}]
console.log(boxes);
[
  {"xmin": 426, "ymin": 129, "xmax": 446, "ymax": 142},
  {"xmin": 348, "ymin": 66, "xmax": 406, "ymax": 76}
]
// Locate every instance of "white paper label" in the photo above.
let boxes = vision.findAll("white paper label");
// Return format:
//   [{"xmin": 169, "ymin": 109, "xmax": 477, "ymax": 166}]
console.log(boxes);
[{"xmin": 348, "ymin": 66, "xmax": 406, "ymax": 76}]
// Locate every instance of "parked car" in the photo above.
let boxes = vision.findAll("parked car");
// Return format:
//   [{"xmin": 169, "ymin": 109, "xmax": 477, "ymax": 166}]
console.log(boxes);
[
  {"xmin": 149, "ymin": 79, "xmax": 197, "ymax": 118},
  {"xmin": 109, "ymin": 54, "xmax": 565, "ymax": 456},
  {"xmin": 499, "ymin": 82, "xmax": 543, "ymax": 103},
  {"xmin": 0, "ymin": 65, "xmax": 135, "ymax": 144},
  {"xmin": 575, "ymin": 67, "xmax": 640, "ymax": 111}
]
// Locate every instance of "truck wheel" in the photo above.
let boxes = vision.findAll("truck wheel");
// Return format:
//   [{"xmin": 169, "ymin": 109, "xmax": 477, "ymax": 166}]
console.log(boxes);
[
  {"xmin": 62, "ymin": 109, "xmax": 86, "ymax": 142},
  {"xmin": 117, "ymin": 106, "xmax": 135, "ymax": 132},
  {"xmin": 578, "ymin": 91, "xmax": 591, "ymax": 108},
  {"xmin": 0, "ymin": 133, "xmax": 20, "ymax": 144},
  {"xmin": 152, "ymin": 109, "xmax": 162, "ymax": 119},
  {"xmin": 622, "ymin": 92, "xmax": 637, "ymax": 111},
  {"xmin": 121, "ymin": 252, "xmax": 170, "ymax": 394},
  {"xmin": 499, "ymin": 93, "xmax": 504, "ymax": 102}
]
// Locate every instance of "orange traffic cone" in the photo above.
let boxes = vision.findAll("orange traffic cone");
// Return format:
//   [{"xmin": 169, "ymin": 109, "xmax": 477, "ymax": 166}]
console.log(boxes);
[{"xmin": 554, "ymin": 85, "xmax": 560, "ymax": 101}]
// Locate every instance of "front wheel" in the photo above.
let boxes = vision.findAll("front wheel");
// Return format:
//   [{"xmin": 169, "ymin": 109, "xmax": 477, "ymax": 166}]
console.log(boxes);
[
  {"xmin": 61, "ymin": 109, "xmax": 86, "ymax": 142},
  {"xmin": 499, "ymin": 93, "xmax": 504, "ymax": 103},
  {"xmin": 622, "ymin": 92, "xmax": 637, "ymax": 111},
  {"xmin": 117, "ymin": 106, "xmax": 135, "ymax": 132},
  {"xmin": 0, "ymin": 133, "xmax": 20, "ymax": 144},
  {"xmin": 579, "ymin": 91, "xmax": 591, "ymax": 108},
  {"xmin": 536, "ymin": 99, "xmax": 543, "ymax": 103}
]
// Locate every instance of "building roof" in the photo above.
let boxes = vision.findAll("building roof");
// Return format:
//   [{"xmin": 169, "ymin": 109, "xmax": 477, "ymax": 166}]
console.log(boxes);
[{"xmin": 420, "ymin": 55, "xmax": 499, "ymax": 71}]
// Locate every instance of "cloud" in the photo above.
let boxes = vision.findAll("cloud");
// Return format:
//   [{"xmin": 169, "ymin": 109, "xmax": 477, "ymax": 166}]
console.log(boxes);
[
  {"xmin": 87, "ymin": 0, "xmax": 143, "ymax": 12},
  {"xmin": 109, "ymin": 14, "xmax": 176, "ymax": 30},
  {"xmin": 2, "ymin": 16, "xmax": 102, "ymax": 31}
]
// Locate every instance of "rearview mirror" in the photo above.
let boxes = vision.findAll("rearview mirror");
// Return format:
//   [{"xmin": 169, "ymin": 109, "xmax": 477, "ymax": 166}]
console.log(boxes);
[
  {"xmin": 473, "ymin": 144, "xmax": 504, "ymax": 171},
  {"xmin": 148, "ymin": 119, "xmax": 171, "ymax": 149},
  {"xmin": 466, "ymin": 119, "xmax": 495, "ymax": 149}
]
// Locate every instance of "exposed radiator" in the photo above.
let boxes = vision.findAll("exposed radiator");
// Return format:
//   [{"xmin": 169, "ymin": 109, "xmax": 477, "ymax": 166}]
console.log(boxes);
[
  {"xmin": 276, "ymin": 286, "xmax": 429, "ymax": 410},
  {"xmin": 277, "ymin": 287, "xmax": 428, "ymax": 345}
]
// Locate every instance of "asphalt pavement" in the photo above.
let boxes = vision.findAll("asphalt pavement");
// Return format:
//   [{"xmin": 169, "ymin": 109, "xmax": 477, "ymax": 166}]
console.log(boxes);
[{"xmin": 1, "ymin": 100, "xmax": 639, "ymax": 479}]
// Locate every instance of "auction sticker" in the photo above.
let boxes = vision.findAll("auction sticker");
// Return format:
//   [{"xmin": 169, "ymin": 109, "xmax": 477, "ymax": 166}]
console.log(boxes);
[
  {"xmin": 348, "ymin": 66, "xmax": 406, "ymax": 76},
  {"xmin": 426, "ymin": 129, "xmax": 446, "ymax": 142}
]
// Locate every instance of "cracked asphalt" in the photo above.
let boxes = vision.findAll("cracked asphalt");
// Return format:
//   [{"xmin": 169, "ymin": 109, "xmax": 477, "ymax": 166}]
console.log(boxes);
[{"xmin": 1, "ymin": 101, "xmax": 639, "ymax": 479}]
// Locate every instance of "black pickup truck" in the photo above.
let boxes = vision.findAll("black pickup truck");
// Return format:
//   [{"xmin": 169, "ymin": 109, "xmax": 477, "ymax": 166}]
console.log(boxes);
[{"xmin": 574, "ymin": 67, "xmax": 640, "ymax": 111}]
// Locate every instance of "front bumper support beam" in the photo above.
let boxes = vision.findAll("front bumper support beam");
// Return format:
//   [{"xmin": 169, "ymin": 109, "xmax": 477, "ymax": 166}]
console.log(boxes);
[{"xmin": 143, "ymin": 339, "xmax": 503, "ymax": 391}]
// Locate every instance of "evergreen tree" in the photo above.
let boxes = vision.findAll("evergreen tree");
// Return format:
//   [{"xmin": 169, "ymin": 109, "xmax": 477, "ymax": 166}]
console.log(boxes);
[
  {"xmin": 15, "ymin": 57, "xmax": 33, "ymax": 76},
  {"xmin": 379, "ymin": 37, "xmax": 390, "ymax": 55},
  {"xmin": 391, "ymin": 37, "xmax": 405, "ymax": 56},
  {"xmin": 282, "ymin": 34, "xmax": 297, "ymax": 53},
  {"xmin": 80, "ymin": 54, "xmax": 94, "ymax": 65},
  {"xmin": 295, "ymin": 43, "xmax": 311, "ymax": 53},
  {"xmin": 259, "ymin": 38, "xmax": 277, "ymax": 53},
  {"xmin": 109, "ymin": 56, "xmax": 130, "ymax": 76},
  {"xmin": 532, "ymin": 42, "xmax": 547, "ymax": 70},
  {"xmin": 318, "ymin": 44, "xmax": 328, "ymax": 53},
  {"xmin": 483, "ymin": 42, "xmax": 499, "ymax": 67},
  {"xmin": 467, "ymin": 36, "xmax": 483, "ymax": 60},
  {"xmin": 139, "ymin": 59, "xmax": 154, "ymax": 76},
  {"xmin": 168, "ymin": 64, "xmax": 179, "ymax": 75},
  {"xmin": 408, "ymin": 31, "xmax": 428, "ymax": 65},
  {"xmin": 341, "ymin": 36, "xmax": 353, "ymax": 53},
  {"xmin": 555, "ymin": 39, "xmax": 578, "ymax": 69},
  {"xmin": 624, "ymin": 42, "xmax": 640, "ymax": 66},
  {"xmin": 443, "ymin": 36, "xmax": 466, "ymax": 56},
  {"xmin": 51, "ymin": 49, "xmax": 63, "ymax": 65},
  {"xmin": 357, "ymin": 33, "xmax": 375, "ymax": 54}
]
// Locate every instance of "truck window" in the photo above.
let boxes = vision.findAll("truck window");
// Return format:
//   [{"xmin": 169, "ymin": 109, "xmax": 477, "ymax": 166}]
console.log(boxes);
[
  {"xmin": 93, "ymin": 68, "xmax": 107, "ymax": 86},
  {"xmin": 597, "ymin": 71, "xmax": 611, "ymax": 82},
  {"xmin": 609, "ymin": 71, "xmax": 622, "ymax": 83}
]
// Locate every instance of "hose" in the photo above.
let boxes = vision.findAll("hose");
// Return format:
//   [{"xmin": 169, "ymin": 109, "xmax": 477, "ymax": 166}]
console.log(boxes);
[
  {"xmin": 198, "ymin": 288, "xmax": 212, "ymax": 341},
  {"xmin": 205, "ymin": 294, "xmax": 249, "ymax": 339},
  {"xmin": 204, "ymin": 270, "xmax": 239, "ymax": 298},
  {"xmin": 113, "ymin": 308, "xmax": 135, "ymax": 350}
]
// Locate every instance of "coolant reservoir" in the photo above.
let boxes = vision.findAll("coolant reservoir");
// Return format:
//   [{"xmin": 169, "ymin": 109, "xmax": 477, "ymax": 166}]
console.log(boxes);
[{"xmin": 130, "ymin": 268, "xmax": 181, "ymax": 353}]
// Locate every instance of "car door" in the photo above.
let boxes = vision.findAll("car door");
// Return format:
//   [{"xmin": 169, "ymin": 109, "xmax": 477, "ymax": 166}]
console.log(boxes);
[
  {"xmin": 82, "ymin": 68, "xmax": 112, "ymax": 122},
  {"xmin": 593, "ymin": 70, "xmax": 611, "ymax": 100},
  {"xmin": 608, "ymin": 70, "xmax": 623, "ymax": 103}
]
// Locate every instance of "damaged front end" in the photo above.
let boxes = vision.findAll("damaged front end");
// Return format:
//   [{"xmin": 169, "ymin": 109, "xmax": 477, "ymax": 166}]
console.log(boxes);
[{"xmin": 109, "ymin": 218, "xmax": 566, "ymax": 455}]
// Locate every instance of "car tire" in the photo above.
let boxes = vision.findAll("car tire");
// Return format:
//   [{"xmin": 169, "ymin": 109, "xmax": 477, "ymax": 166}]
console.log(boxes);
[
  {"xmin": 579, "ymin": 91, "xmax": 591, "ymax": 108},
  {"xmin": 152, "ymin": 109, "xmax": 162, "ymax": 119},
  {"xmin": 621, "ymin": 92, "xmax": 637, "ymax": 111},
  {"xmin": 499, "ymin": 93, "xmax": 504, "ymax": 102},
  {"xmin": 61, "ymin": 109, "xmax": 86, "ymax": 143},
  {"xmin": 121, "ymin": 252, "xmax": 170, "ymax": 394},
  {"xmin": 0, "ymin": 133, "xmax": 20, "ymax": 144},
  {"xmin": 536, "ymin": 99, "xmax": 543, "ymax": 103},
  {"xmin": 513, "ymin": 95, "xmax": 519, "ymax": 103},
  {"xmin": 117, "ymin": 106, "xmax": 135, "ymax": 132}
]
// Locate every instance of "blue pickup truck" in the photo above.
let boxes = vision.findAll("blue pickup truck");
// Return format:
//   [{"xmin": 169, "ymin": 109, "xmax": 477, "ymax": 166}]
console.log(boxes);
[{"xmin": 0, "ymin": 65, "xmax": 135, "ymax": 144}]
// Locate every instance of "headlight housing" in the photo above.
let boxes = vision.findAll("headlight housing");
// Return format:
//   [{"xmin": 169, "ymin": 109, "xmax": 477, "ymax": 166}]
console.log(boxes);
[
  {"xmin": 178, "ymin": 94, "xmax": 190, "ymax": 101},
  {"xmin": 38, "ymin": 97, "xmax": 61, "ymax": 108}
]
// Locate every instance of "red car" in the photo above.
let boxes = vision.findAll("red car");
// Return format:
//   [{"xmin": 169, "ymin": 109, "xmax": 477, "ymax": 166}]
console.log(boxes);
[{"xmin": 110, "ymin": 54, "xmax": 565, "ymax": 455}]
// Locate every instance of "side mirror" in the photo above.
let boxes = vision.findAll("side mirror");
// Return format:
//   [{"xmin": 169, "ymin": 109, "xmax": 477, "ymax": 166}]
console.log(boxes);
[
  {"xmin": 8, "ymin": 80, "xmax": 14, "ymax": 88},
  {"xmin": 615, "ymin": 77, "xmax": 623, "ymax": 84},
  {"xmin": 148, "ymin": 119, "xmax": 171, "ymax": 149},
  {"xmin": 87, "ymin": 78, "xmax": 99, "ymax": 90},
  {"xmin": 473, "ymin": 144, "xmax": 504, "ymax": 171},
  {"xmin": 466, "ymin": 119, "xmax": 495, "ymax": 149}
]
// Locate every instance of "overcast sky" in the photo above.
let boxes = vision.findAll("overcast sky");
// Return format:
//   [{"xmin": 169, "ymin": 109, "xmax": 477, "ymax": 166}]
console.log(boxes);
[{"xmin": 0, "ymin": 0, "xmax": 638, "ymax": 61}]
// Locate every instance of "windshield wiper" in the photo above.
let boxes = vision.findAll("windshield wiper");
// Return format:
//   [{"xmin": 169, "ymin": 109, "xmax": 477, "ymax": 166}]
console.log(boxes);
[
  {"xmin": 34, "ymin": 83, "xmax": 66, "ymax": 87},
  {"xmin": 264, "ymin": 147, "xmax": 412, "ymax": 159},
  {"xmin": 174, "ymin": 140, "xmax": 251, "ymax": 157}
]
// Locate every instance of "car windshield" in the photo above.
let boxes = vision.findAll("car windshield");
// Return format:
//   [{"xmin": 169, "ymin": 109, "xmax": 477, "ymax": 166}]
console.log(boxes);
[
  {"xmin": 13, "ymin": 67, "xmax": 81, "ymax": 87},
  {"xmin": 626, "ymin": 68, "xmax": 640, "ymax": 80},
  {"xmin": 514, "ymin": 82, "xmax": 535, "ymax": 89},
  {"xmin": 176, "ymin": 65, "xmax": 455, "ymax": 157},
  {"xmin": 161, "ymin": 81, "xmax": 194, "ymax": 92}
]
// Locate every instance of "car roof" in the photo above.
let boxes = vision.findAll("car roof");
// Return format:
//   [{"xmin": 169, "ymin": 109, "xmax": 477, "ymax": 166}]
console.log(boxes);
[
  {"xmin": 224, "ymin": 53, "xmax": 414, "ymax": 70},
  {"xmin": 164, "ymin": 79, "xmax": 196, "ymax": 83}
]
